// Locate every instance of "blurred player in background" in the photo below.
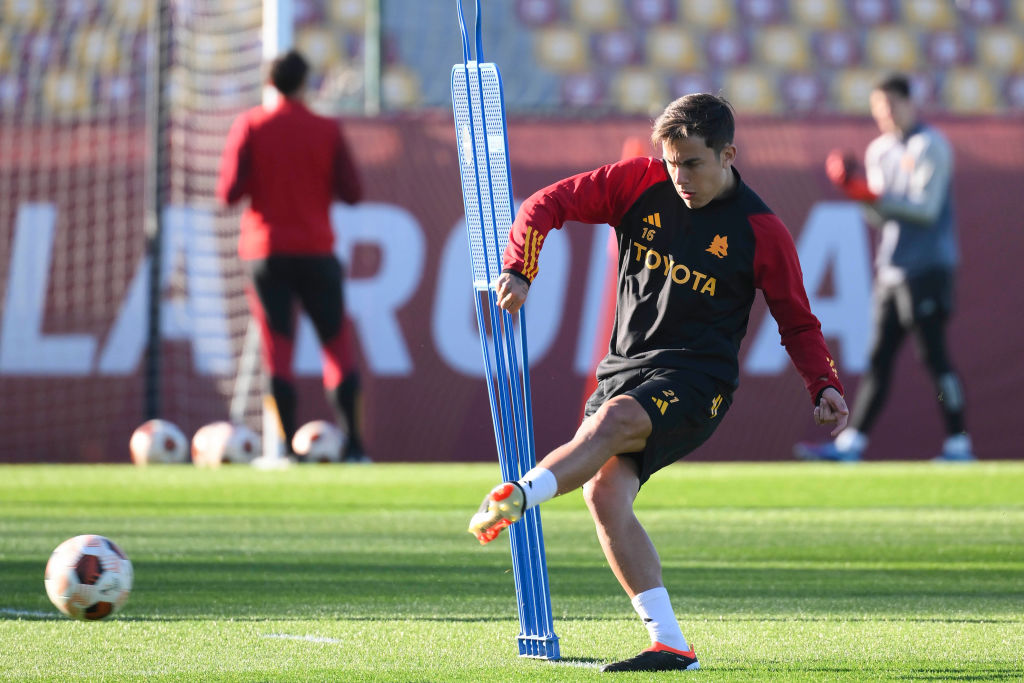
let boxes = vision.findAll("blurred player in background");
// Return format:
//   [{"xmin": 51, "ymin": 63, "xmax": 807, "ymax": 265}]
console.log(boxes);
[
  {"xmin": 795, "ymin": 74, "xmax": 973, "ymax": 464},
  {"xmin": 216, "ymin": 49, "xmax": 370, "ymax": 463},
  {"xmin": 468, "ymin": 94, "xmax": 847, "ymax": 672}
]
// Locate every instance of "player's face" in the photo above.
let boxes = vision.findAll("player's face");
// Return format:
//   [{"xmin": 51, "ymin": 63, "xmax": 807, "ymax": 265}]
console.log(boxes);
[
  {"xmin": 870, "ymin": 89, "xmax": 914, "ymax": 135},
  {"xmin": 661, "ymin": 136, "xmax": 737, "ymax": 209}
]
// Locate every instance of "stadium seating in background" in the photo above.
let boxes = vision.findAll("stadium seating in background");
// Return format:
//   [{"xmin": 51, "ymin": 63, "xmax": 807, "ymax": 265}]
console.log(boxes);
[
  {"xmin": 611, "ymin": 67, "xmax": 666, "ymax": 114},
  {"xmin": 756, "ymin": 26, "xmax": 811, "ymax": 71},
  {"xmin": 681, "ymin": 0, "xmax": 735, "ymax": 29},
  {"xmin": 779, "ymin": 72, "xmax": 828, "ymax": 112},
  {"xmin": 1006, "ymin": 73, "xmax": 1024, "ymax": 108},
  {"xmin": 536, "ymin": 27, "xmax": 589, "ymax": 72},
  {"xmin": 943, "ymin": 67, "xmax": 1000, "ymax": 112},
  {"xmin": 723, "ymin": 67, "xmax": 780, "ymax": 114},
  {"xmin": 647, "ymin": 27, "xmax": 702, "ymax": 71},
  {"xmin": 902, "ymin": 0, "xmax": 957, "ymax": 30},
  {"xmin": 924, "ymin": 30, "xmax": 972, "ymax": 67},
  {"xmin": 977, "ymin": 26, "xmax": 1024, "ymax": 71},
  {"xmin": 864, "ymin": 26, "xmax": 919, "ymax": 72},
  {"xmin": 571, "ymin": 0, "xmax": 623, "ymax": 30},
  {"xmin": 42, "ymin": 69, "xmax": 93, "ymax": 117},
  {"xmin": 7, "ymin": 0, "xmax": 1024, "ymax": 116},
  {"xmin": 790, "ymin": 0, "xmax": 846, "ymax": 29},
  {"xmin": 831, "ymin": 67, "xmax": 880, "ymax": 113}
]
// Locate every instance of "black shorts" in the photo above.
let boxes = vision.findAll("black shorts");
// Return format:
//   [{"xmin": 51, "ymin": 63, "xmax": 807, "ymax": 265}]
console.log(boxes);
[
  {"xmin": 247, "ymin": 254, "xmax": 345, "ymax": 341},
  {"xmin": 878, "ymin": 268, "xmax": 954, "ymax": 328},
  {"xmin": 583, "ymin": 367, "xmax": 732, "ymax": 487}
]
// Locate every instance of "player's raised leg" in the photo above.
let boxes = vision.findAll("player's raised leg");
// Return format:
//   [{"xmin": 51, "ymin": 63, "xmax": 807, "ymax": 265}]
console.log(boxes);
[{"xmin": 468, "ymin": 395, "xmax": 651, "ymax": 543}]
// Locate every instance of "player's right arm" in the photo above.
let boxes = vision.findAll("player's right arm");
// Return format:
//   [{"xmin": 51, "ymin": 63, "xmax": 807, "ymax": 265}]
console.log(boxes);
[{"xmin": 500, "ymin": 157, "xmax": 663, "ymax": 286}]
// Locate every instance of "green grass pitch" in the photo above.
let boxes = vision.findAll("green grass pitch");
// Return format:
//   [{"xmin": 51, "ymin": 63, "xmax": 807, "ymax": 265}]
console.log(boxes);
[{"xmin": 1, "ymin": 462, "xmax": 1022, "ymax": 681}]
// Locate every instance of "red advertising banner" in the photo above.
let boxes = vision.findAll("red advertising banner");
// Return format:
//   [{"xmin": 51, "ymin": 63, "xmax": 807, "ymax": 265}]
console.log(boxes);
[{"xmin": 1, "ymin": 115, "xmax": 1021, "ymax": 463}]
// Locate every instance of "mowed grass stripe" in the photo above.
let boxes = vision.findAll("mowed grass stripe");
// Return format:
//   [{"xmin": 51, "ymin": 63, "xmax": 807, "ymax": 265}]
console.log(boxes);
[{"xmin": 0, "ymin": 462, "xmax": 1022, "ymax": 681}]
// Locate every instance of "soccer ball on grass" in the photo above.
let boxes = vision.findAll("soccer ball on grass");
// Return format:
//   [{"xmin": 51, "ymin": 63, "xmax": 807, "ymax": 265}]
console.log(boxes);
[
  {"xmin": 292, "ymin": 420, "xmax": 345, "ymax": 463},
  {"xmin": 191, "ymin": 421, "xmax": 260, "ymax": 467},
  {"xmin": 129, "ymin": 419, "xmax": 188, "ymax": 465},
  {"xmin": 44, "ymin": 535, "xmax": 133, "ymax": 620}
]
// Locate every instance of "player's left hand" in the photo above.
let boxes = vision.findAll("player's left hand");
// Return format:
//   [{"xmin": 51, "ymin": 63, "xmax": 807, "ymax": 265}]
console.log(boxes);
[
  {"xmin": 495, "ymin": 272, "xmax": 529, "ymax": 314},
  {"xmin": 814, "ymin": 387, "xmax": 849, "ymax": 437}
]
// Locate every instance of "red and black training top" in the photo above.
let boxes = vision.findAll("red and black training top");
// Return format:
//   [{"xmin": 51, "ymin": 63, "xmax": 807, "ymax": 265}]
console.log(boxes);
[
  {"xmin": 502, "ymin": 157, "xmax": 843, "ymax": 403},
  {"xmin": 216, "ymin": 99, "xmax": 362, "ymax": 260}
]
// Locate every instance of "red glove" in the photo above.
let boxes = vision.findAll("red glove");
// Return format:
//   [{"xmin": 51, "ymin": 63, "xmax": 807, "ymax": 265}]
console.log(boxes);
[
  {"xmin": 825, "ymin": 149, "xmax": 855, "ymax": 186},
  {"xmin": 825, "ymin": 149, "xmax": 878, "ymax": 202}
]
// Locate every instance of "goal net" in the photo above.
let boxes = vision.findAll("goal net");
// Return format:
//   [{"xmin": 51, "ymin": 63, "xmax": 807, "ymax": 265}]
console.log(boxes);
[
  {"xmin": 159, "ymin": 0, "xmax": 265, "ymax": 441},
  {"xmin": 0, "ymin": 0, "xmax": 264, "ymax": 462}
]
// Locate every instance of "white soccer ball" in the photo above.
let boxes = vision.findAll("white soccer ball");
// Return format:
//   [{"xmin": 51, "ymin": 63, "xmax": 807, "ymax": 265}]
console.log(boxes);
[
  {"xmin": 44, "ymin": 535, "xmax": 133, "ymax": 620},
  {"xmin": 191, "ymin": 421, "xmax": 260, "ymax": 467},
  {"xmin": 292, "ymin": 420, "xmax": 345, "ymax": 463},
  {"xmin": 129, "ymin": 419, "xmax": 188, "ymax": 465}
]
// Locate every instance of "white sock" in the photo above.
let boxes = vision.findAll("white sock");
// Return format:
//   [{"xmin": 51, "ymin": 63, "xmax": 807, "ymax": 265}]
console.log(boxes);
[
  {"xmin": 834, "ymin": 428, "xmax": 867, "ymax": 453},
  {"xmin": 631, "ymin": 586, "xmax": 689, "ymax": 652},
  {"xmin": 517, "ymin": 467, "xmax": 557, "ymax": 510}
]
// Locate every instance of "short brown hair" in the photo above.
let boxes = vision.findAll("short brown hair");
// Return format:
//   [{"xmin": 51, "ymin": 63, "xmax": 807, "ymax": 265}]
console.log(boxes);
[{"xmin": 651, "ymin": 93, "xmax": 735, "ymax": 156}]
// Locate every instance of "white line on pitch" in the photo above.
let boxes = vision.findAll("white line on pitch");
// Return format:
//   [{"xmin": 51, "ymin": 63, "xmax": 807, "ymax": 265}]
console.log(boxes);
[
  {"xmin": 262, "ymin": 633, "xmax": 346, "ymax": 644},
  {"xmin": 554, "ymin": 660, "xmax": 602, "ymax": 668}
]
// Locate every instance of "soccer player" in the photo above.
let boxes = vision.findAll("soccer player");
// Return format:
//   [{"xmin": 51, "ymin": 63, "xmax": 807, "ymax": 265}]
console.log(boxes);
[
  {"xmin": 216, "ymin": 50, "xmax": 370, "ymax": 463},
  {"xmin": 794, "ymin": 74, "xmax": 973, "ymax": 463},
  {"xmin": 468, "ymin": 94, "xmax": 848, "ymax": 672}
]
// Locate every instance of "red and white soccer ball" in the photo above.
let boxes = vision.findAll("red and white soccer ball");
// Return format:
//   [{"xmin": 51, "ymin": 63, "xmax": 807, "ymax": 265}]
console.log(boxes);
[
  {"xmin": 44, "ymin": 535, "xmax": 133, "ymax": 620},
  {"xmin": 129, "ymin": 419, "xmax": 188, "ymax": 465},
  {"xmin": 191, "ymin": 421, "xmax": 260, "ymax": 467},
  {"xmin": 292, "ymin": 420, "xmax": 345, "ymax": 463}
]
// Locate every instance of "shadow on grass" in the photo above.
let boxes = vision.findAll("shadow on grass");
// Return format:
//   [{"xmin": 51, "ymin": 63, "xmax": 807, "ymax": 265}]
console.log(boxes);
[
  {"xmin": 5, "ymin": 611, "xmax": 1023, "ymax": 628},
  {"xmin": 5, "ymin": 612, "xmax": 1022, "ymax": 627},
  {"xmin": 895, "ymin": 670, "xmax": 1023, "ymax": 681},
  {"xmin": 700, "ymin": 615, "xmax": 1024, "ymax": 624},
  {"xmin": 0, "ymin": 613, "xmax": 558, "ymax": 623},
  {"xmin": 707, "ymin": 666, "xmax": 1024, "ymax": 681},
  {"xmin": 4, "ymin": 558, "xmax": 1022, "ymax": 621},
  {"xmin": 550, "ymin": 657, "xmax": 603, "ymax": 668}
]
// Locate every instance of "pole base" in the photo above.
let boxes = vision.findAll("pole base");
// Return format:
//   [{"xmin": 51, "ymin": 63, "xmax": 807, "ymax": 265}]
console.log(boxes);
[{"xmin": 518, "ymin": 633, "xmax": 560, "ymax": 660}]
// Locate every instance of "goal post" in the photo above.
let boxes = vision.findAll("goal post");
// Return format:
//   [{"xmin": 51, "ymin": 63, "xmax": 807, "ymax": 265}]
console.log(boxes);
[
  {"xmin": 261, "ymin": 0, "xmax": 293, "ymax": 109},
  {"xmin": 143, "ymin": 0, "xmax": 170, "ymax": 421}
]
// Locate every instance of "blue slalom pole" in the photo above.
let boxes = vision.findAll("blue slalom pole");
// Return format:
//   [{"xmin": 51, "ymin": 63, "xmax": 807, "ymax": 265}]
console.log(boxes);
[{"xmin": 451, "ymin": 0, "xmax": 559, "ymax": 661}]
